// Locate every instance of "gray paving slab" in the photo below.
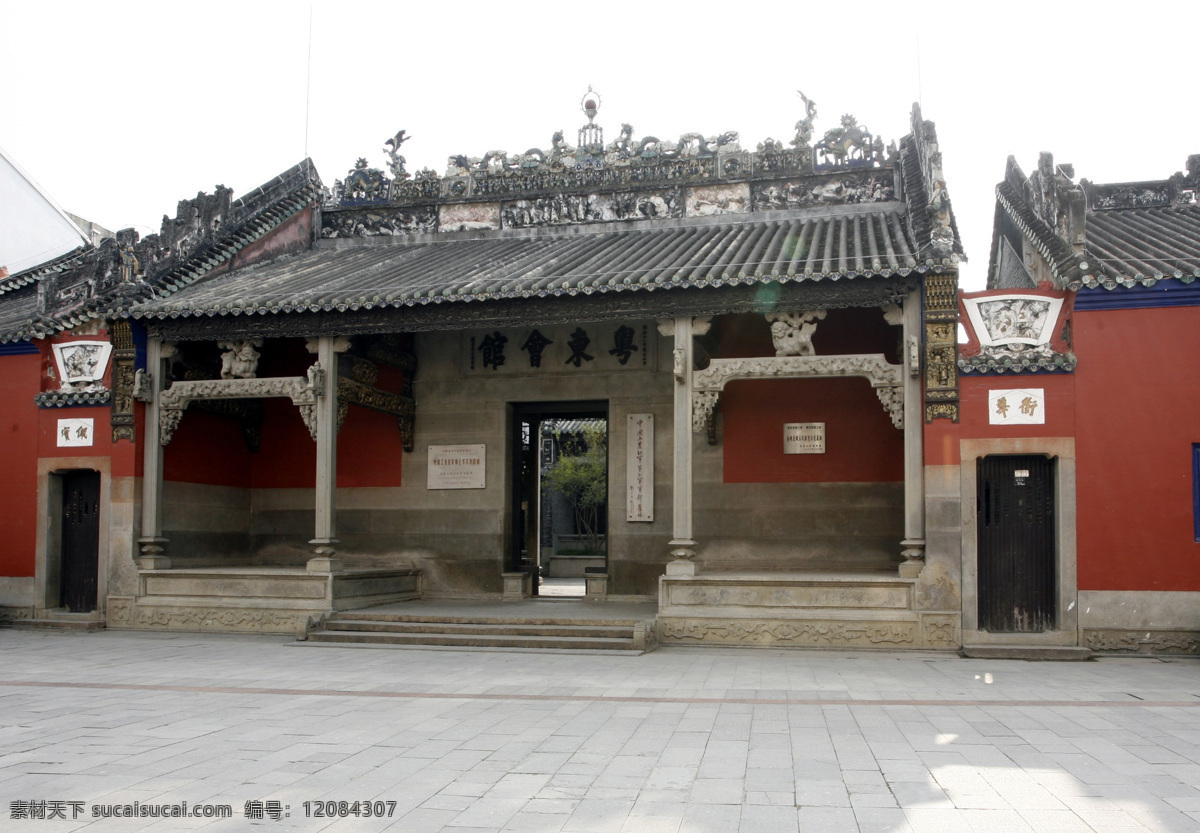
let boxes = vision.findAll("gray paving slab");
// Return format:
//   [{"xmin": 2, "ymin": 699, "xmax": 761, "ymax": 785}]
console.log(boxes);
[{"xmin": 1, "ymin": 630, "xmax": 1199, "ymax": 831}]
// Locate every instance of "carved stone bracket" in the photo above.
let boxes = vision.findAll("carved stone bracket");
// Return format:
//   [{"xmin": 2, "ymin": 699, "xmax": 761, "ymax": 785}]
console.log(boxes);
[
  {"xmin": 337, "ymin": 376, "xmax": 416, "ymax": 452},
  {"xmin": 692, "ymin": 390, "xmax": 721, "ymax": 433},
  {"xmin": 691, "ymin": 354, "xmax": 904, "ymax": 435},
  {"xmin": 158, "ymin": 366, "xmax": 324, "ymax": 445},
  {"xmin": 875, "ymin": 385, "xmax": 904, "ymax": 429},
  {"xmin": 132, "ymin": 369, "xmax": 153, "ymax": 403}
]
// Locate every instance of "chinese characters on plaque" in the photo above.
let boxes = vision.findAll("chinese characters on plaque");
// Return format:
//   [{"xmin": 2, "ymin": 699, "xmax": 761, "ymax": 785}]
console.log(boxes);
[
  {"xmin": 466, "ymin": 322, "xmax": 655, "ymax": 375},
  {"xmin": 626, "ymin": 414, "xmax": 654, "ymax": 522},
  {"xmin": 783, "ymin": 422, "xmax": 825, "ymax": 454},
  {"xmin": 988, "ymin": 388, "xmax": 1046, "ymax": 425},
  {"xmin": 57, "ymin": 418, "xmax": 95, "ymax": 447},
  {"xmin": 427, "ymin": 444, "xmax": 486, "ymax": 489}
]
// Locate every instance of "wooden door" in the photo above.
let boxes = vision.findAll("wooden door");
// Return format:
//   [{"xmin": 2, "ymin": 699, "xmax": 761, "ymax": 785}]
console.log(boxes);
[
  {"xmin": 60, "ymin": 470, "xmax": 100, "ymax": 613},
  {"xmin": 977, "ymin": 455, "xmax": 1055, "ymax": 632}
]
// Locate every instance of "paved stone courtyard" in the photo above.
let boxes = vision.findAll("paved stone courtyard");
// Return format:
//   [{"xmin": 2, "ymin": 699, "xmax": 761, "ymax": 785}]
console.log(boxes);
[{"xmin": 1, "ymin": 630, "xmax": 1199, "ymax": 832}]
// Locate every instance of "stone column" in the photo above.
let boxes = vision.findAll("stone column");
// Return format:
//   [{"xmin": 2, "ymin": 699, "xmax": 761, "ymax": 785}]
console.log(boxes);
[
  {"xmin": 137, "ymin": 338, "xmax": 170, "ymax": 569},
  {"xmin": 308, "ymin": 335, "xmax": 341, "ymax": 572},
  {"xmin": 900, "ymin": 288, "xmax": 927, "ymax": 577},
  {"xmin": 662, "ymin": 316, "xmax": 709, "ymax": 576}
]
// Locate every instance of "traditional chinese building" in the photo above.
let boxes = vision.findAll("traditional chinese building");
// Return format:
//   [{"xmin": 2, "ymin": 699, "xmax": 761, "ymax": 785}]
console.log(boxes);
[
  {"xmin": 950, "ymin": 152, "xmax": 1200, "ymax": 655},
  {"xmin": 1, "ymin": 94, "xmax": 972, "ymax": 650}
]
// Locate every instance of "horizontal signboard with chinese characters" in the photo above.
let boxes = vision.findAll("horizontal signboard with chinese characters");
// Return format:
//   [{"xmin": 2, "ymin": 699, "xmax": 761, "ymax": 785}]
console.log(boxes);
[
  {"xmin": 462, "ymin": 322, "xmax": 657, "ymax": 375},
  {"xmin": 988, "ymin": 388, "xmax": 1046, "ymax": 425},
  {"xmin": 57, "ymin": 418, "xmax": 95, "ymax": 447}
]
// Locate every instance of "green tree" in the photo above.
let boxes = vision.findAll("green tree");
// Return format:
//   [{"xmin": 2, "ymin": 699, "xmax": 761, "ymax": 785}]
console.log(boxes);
[{"xmin": 542, "ymin": 423, "xmax": 607, "ymax": 555}]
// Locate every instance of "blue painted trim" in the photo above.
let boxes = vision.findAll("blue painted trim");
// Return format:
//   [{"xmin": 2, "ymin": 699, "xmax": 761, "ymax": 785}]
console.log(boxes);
[
  {"xmin": 0, "ymin": 341, "xmax": 39, "ymax": 356},
  {"xmin": 1075, "ymin": 278, "xmax": 1200, "ymax": 311},
  {"xmin": 1194, "ymin": 444, "xmax": 1200, "ymax": 543}
]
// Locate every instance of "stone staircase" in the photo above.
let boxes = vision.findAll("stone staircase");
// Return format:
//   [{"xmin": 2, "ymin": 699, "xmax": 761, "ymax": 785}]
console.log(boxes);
[
  {"xmin": 12, "ymin": 611, "xmax": 105, "ymax": 631},
  {"xmin": 305, "ymin": 605, "xmax": 656, "ymax": 653}
]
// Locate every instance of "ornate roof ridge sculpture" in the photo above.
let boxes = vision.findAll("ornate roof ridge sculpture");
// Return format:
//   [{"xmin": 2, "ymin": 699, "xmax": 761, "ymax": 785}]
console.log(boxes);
[
  {"xmin": 0, "ymin": 159, "xmax": 323, "ymax": 343},
  {"xmin": 324, "ymin": 91, "xmax": 899, "ymax": 211},
  {"xmin": 989, "ymin": 152, "xmax": 1200, "ymax": 292}
]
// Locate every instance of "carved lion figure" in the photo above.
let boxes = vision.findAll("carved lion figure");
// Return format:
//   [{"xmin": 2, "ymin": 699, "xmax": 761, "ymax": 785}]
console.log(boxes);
[{"xmin": 766, "ymin": 310, "xmax": 828, "ymax": 357}]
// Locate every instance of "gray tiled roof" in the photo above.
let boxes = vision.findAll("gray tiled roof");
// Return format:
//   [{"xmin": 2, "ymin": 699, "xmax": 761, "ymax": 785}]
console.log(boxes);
[
  {"xmin": 0, "ymin": 161, "xmax": 321, "ymax": 344},
  {"xmin": 1084, "ymin": 204, "xmax": 1200, "ymax": 286},
  {"xmin": 132, "ymin": 205, "xmax": 927, "ymax": 321},
  {"xmin": 991, "ymin": 155, "xmax": 1200, "ymax": 290},
  {"xmin": 0, "ymin": 286, "xmax": 41, "ymax": 342}
]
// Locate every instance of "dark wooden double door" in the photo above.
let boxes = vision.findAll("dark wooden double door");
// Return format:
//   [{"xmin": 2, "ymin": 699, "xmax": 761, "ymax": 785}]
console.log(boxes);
[
  {"xmin": 60, "ymin": 470, "xmax": 100, "ymax": 613},
  {"xmin": 977, "ymin": 455, "xmax": 1056, "ymax": 633}
]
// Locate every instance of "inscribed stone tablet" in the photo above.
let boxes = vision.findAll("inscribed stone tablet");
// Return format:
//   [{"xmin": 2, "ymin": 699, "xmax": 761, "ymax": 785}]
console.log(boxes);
[{"xmin": 428, "ymin": 444, "xmax": 486, "ymax": 489}]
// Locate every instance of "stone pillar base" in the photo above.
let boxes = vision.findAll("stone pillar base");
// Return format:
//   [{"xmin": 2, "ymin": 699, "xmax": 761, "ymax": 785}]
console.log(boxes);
[
  {"xmin": 306, "ymin": 556, "xmax": 343, "ymax": 573},
  {"xmin": 585, "ymin": 573, "xmax": 609, "ymax": 598},
  {"xmin": 136, "ymin": 555, "xmax": 172, "ymax": 570},
  {"xmin": 666, "ymin": 540, "xmax": 697, "ymax": 576},
  {"xmin": 501, "ymin": 572, "xmax": 531, "ymax": 600},
  {"xmin": 899, "ymin": 538, "xmax": 925, "ymax": 578},
  {"xmin": 137, "ymin": 537, "xmax": 170, "ymax": 570}
]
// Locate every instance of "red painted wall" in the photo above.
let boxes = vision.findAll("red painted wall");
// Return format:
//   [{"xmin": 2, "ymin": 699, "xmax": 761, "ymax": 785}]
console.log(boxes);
[
  {"xmin": 0, "ymin": 353, "xmax": 42, "ymax": 576},
  {"xmin": 951, "ymin": 373, "xmax": 1077, "ymax": 445},
  {"xmin": 1073, "ymin": 306, "xmax": 1200, "ymax": 591},
  {"xmin": 723, "ymin": 377, "xmax": 904, "ymax": 483},
  {"xmin": 162, "ymin": 336, "xmax": 405, "ymax": 490},
  {"xmin": 714, "ymin": 309, "xmax": 904, "ymax": 484}
]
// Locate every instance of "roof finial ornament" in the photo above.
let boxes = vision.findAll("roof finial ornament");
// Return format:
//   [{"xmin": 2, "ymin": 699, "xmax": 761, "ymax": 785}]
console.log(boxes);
[
  {"xmin": 578, "ymin": 86, "xmax": 604, "ymax": 152},
  {"xmin": 793, "ymin": 91, "xmax": 817, "ymax": 148},
  {"xmin": 384, "ymin": 130, "xmax": 411, "ymax": 181}
]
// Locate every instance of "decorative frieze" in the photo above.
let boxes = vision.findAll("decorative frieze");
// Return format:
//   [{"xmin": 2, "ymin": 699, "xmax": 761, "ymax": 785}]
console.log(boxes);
[
  {"xmin": 337, "ymin": 375, "xmax": 416, "ymax": 452},
  {"xmin": 1085, "ymin": 629, "xmax": 1200, "ymax": 655},
  {"xmin": 109, "ymin": 602, "xmax": 306, "ymax": 634},
  {"xmin": 753, "ymin": 170, "xmax": 896, "ymax": 209},
  {"xmin": 923, "ymin": 272, "xmax": 959, "ymax": 421},
  {"xmin": 659, "ymin": 617, "xmax": 917, "ymax": 647},
  {"xmin": 322, "ymin": 206, "xmax": 438, "ymax": 238},
  {"xmin": 691, "ymin": 353, "xmax": 904, "ymax": 434},
  {"xmin": 158, "ymin": 368, "xmax": 323, "ymax": 445},
  {"xmin": 686, "ymin": 183, "xmax": 750, "ymax": 216},
  {"xmin": 501, "ymin": 188, "xmax": 684, "ymax": 229},
  {"xmin": 110, "ymin": 319, "xmax": 137, "ymax": 441}
]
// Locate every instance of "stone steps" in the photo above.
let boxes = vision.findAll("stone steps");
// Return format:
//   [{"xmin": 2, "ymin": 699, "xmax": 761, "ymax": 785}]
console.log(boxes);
[
  {"xmin": 13, "ymin": 616, "xmax": 105, "ymax": 632},
  {"xmin": 307, "ymin": 612, "xmax": 654, "ymax": 653},
  {"xmin": 960, "ymin": 644, "xmax": 1094, "ymax": 661}
]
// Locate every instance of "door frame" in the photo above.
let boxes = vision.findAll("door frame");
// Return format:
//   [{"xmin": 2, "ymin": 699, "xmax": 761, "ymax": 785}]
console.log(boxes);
[
  {"xmin": 960, "ymin": 438, "xmax": 1078, "ymax": 645},
  {"xmin": 509, "ymin": 400, "xmax": 608, "ymax": 594},
  {"xmin": 35, "ymin": 457, "xmax": 112, "ymax": 617}
]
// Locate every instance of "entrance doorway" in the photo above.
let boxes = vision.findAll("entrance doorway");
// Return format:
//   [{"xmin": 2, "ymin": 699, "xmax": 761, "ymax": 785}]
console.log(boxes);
[
  {"xmin": 511, "ymin": 401, "xmax": 608, "ymax": 597},
  {"xmin": 977, "ymin": 455, "xmax": 1056, "ymax": 632},
  {"xmin": 59, "ymin": 469, "xmax": 100, "ymax": 613}
]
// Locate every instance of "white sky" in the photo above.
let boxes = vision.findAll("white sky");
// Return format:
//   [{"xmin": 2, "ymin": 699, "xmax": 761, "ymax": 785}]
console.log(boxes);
[{"xmin": 2, "ymin": 0, "xmax": 1195, "ymax": 290}]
